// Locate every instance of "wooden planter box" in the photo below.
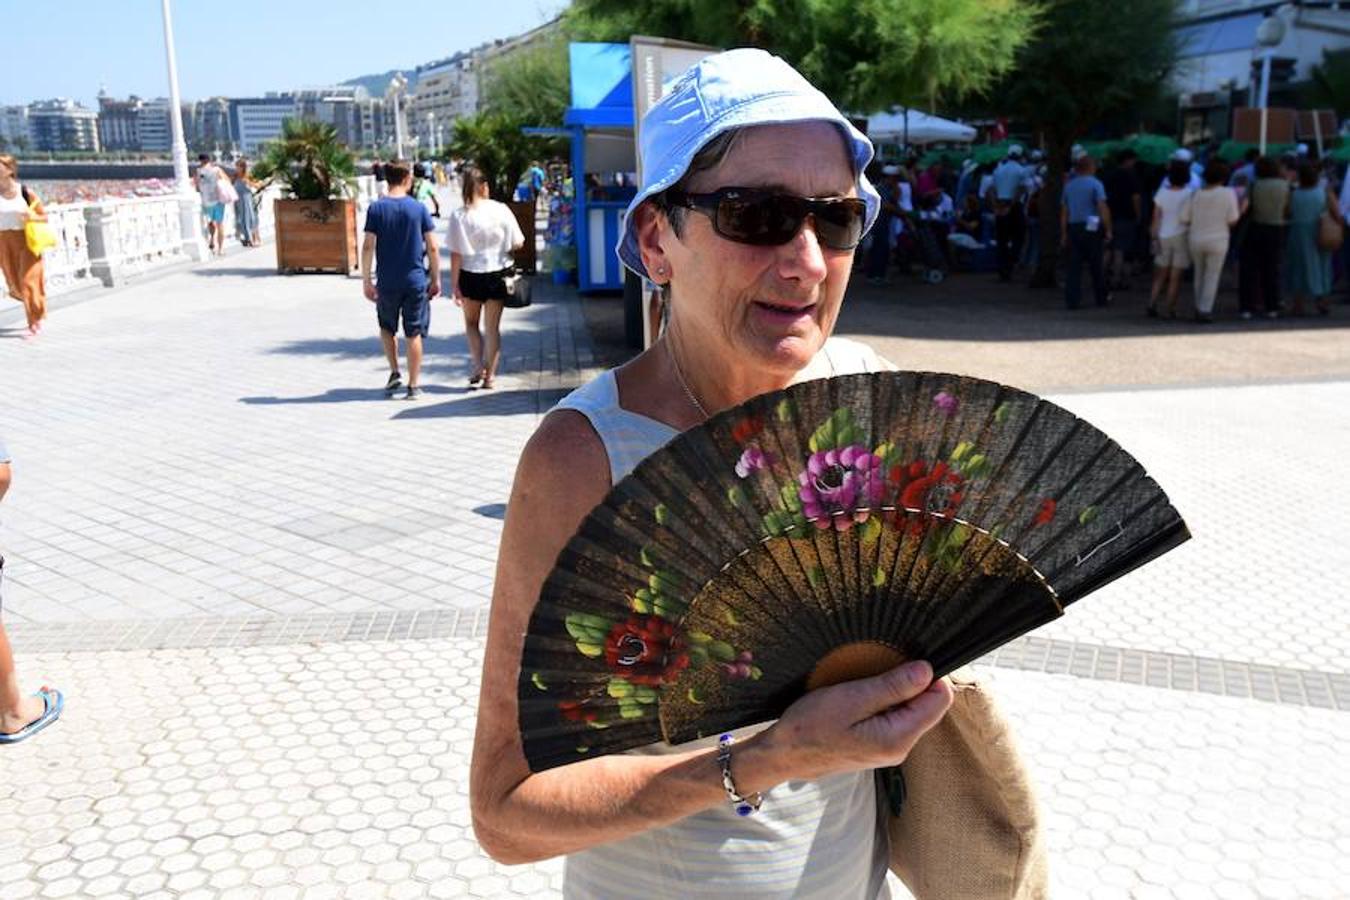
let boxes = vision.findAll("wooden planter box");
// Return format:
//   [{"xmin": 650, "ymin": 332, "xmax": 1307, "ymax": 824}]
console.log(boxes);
[{"xmin": 274, "ymin": 198, "xmax": 358, "ymax": 274}]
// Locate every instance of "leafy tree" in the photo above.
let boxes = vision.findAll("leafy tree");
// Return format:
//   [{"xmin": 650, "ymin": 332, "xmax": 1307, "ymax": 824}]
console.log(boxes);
[
  {"xmin": 565, "ymin": 0, "xmax": 1039, "ymax": 112},
  {"xmin": 992, "ymin": 0, "xmax": 1182, "ymax": 287},
  {"xmin": 482, "ymin": 36, "xmax": 571, "ymax": 128},
  {"xmin": 1302, "ymin": 48, "xmax": 1350, "ymax": 117},
  {"xmin": 451, "ymin": 38, "xmax": 570, "ymax": 201}
]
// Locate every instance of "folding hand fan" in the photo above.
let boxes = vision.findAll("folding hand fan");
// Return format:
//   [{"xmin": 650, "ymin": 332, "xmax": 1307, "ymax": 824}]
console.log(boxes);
[{"xmin": 519, "ymin": 372, "xmax": 1189, "ymax": 772}]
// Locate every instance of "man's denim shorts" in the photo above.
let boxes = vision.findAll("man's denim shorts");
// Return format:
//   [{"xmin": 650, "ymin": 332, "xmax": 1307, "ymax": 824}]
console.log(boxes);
[
  {"xmin": 203, "ymin": 202, "xmax": 226, "ymax": 223},
  {"xmin": 377, "ymin": 286, "xmax": 431, "ymax": 338}
]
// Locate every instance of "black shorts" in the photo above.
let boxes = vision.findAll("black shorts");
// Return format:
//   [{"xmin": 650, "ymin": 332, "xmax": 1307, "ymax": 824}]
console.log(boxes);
[
  {"xmin": 459, "ymin": 268, "xmax": 512, "ymax": 302},
  {"xmin": 376, "ymin": 286, "xmax": 430, "ymax": 338}
]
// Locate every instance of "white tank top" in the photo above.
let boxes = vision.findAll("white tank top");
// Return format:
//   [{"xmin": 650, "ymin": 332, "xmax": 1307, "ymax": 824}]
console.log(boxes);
[
  {"xmin": 0, "ymin": 185, "xmax": 29, "ymax": 231},
  {"xmin": 551, "ymin": 337, "xmax": 894, "ymax": 900}
]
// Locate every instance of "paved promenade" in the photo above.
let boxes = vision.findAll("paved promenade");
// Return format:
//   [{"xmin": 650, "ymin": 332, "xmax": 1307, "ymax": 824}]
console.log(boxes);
[{"xmin": 1, "ymin": 252, "xmax": 1348, "ymax": 899}]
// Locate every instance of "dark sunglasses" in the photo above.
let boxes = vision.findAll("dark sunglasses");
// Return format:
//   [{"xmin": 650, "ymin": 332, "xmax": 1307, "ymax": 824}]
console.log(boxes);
[{"xmin": 663, "ymin": 187, "xmax": 867, "ymax": 250}]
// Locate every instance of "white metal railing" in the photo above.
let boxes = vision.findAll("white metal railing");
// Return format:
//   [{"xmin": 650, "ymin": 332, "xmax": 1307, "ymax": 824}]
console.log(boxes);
[
  {"xmin": 0, "ymin": 184, "xmax": 285, "ymax": 300},
  {"xmin": 84, "ymin": 194, "xmax": 189, "ymax": 282},
  {"xmin": 38, "ymin": 203, "xmax": 95, "ymax": 294}
]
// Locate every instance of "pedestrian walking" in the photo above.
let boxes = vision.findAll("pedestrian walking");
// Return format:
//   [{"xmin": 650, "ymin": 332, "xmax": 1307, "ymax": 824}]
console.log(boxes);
[
  {"xmin": 446, "ymin": 164, "xmax": 524, "ymax": 390},
  {"xmin": 1147, "ymin": 160, "xmax": 1194, "ymax": 319},
  {"xmin": 987, "ymin": 145, "xmax": 1029, "ymax": 282},
  {"xmin": 0, "ymin": 155, "xmax": 48, "ymax": 338},
  {"xmin": 1061, "ymin": 153, "xmax": 1112, "ymax": 309},
  {"xmin": 1284, "ymin": 162, "xmax": 1342, "ymax": 317},
  {"xmin": 1183, "ymin": 160, "xmax": 1240, "ymax": 323},
  {"xmin": 1104, "ymin": 150, "xmax": 1142, "ymax": 290},
  {"xmin": 360, "ymin": 160, "xmax": 441, "ymax": 401},
  {"xmin": 194, "ymin": 153, "xmax": 230, "ymax": 257},
  {"xmin": 232, "ymin": 159, "xmax": 260, "ymax": 248},
  {"xmin": 0, "ymin": 438, "xmax": 64, "ymax": 745},
  {"xmin": 865, "ymin": 165, "xmax": 904, "ymax": 284},
  {"xmin": 412, "ymin": 163, "xmax": 441, "ymax": 219},
  {"xmin": 1239, "ymin": 157, "xmax": 1289, "ymax": 319},
  {"xmin": 372, "ymin": 159, "xmax": 388, "ymax": 197}
]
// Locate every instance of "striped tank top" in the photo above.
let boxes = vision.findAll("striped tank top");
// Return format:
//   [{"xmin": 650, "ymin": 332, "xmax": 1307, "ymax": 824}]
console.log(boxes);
[{"xmin": 551, "ymin": 337, "xmax": 893, "ymax": 900}]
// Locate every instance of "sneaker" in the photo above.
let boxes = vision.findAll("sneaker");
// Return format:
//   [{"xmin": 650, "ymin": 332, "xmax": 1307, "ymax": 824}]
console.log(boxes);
[
  {"xmin": 1240, "ymin": 310, "xmax": 1253, "ymax": 320},
  {"xmin": 1264, "ymin": 310, "xmax": 1279, "ymax": 319},
  {"xmin": 385, "ymin": 371, "xmax": 403, "ymax": 392},
  {"xmin": 404, "ymin": 385, "xmax": 423, "ymax": 401}
]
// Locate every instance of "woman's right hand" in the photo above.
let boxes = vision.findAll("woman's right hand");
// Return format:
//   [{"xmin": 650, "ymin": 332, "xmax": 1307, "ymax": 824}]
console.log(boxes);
[{"xmin": 745, "ymin": 660, "xmax": 953, "ymax": 786}]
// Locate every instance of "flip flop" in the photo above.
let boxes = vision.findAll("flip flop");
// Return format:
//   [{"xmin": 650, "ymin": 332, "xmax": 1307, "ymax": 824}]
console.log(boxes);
[{"xmin": 0, "ymin": 688, "xmax": 64, "ymax": 745}]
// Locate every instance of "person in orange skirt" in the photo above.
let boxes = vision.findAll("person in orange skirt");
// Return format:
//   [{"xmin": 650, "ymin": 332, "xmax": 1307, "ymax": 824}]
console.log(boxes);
[{"xmin": 0, "ymin": 154, "xmax": 48, "ymax": 338}]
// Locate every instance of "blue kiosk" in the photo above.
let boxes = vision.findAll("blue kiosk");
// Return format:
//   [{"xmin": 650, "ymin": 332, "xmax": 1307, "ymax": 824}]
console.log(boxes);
[{"xmin": 563, "ymin": 43, "xmax": 637, "ymax": 293}]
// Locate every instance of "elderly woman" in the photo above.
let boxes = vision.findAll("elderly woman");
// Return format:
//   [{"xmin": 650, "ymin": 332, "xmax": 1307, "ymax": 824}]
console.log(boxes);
[{"xmin": 470, "ymin": 50, "xmax": 956, "ymax": 898}]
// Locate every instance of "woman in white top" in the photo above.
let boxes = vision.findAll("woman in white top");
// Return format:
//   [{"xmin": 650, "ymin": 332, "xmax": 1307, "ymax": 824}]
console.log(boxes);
[
  {"xmin": 0, "ymin": 154, "xmax": 47, "ymax": 338},
  {"xmin": 1147, "ymin": 159, "xmax": 1194, "ymax": 319},
  {"xmin": 1181, "ymin": 159, "xmax": 1241, "ymax": 323},
  {"xmin": 470, "ymin": 49, "xmax": 955, "ymax": 900},
  {"xmin": 445, "ymin": 165, "xmax": 525, "ymax": 389}
]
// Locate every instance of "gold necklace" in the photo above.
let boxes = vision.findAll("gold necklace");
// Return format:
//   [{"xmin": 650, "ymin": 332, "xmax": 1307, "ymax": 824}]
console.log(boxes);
[{"xmin": 667, "ymin": 345, "xmax": 709, "ymax": 420}]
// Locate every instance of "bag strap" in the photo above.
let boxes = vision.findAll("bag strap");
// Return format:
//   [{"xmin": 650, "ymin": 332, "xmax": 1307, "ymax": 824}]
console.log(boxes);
[{"xmin": 20, "ymin": 184, "xmax": 35, "ymax": 206}]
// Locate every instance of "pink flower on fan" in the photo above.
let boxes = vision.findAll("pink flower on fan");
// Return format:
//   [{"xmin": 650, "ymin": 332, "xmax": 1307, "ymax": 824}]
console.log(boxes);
[
  {"xmin": 735, "ymin": 445, "xmax": 775, "ymax": 478},
  {"xmin": 798, "ymin": 444, "xmax": 885, "ymax": 530},
  {"xmin": 933, "ymin": 391, "xmax": 960, "ymax": 416}
]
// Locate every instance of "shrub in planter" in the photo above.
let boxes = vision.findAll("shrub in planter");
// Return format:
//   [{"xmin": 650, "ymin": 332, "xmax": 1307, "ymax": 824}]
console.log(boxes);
[{"xmin": 252, "ymin": 120, "xmax": 359, "ymax": 274}]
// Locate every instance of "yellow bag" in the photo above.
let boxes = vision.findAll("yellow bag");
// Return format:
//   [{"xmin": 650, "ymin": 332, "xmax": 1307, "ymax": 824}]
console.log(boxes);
[
  {"xmin": 24, "ymin": 219, "xmax": 57, "ymax": 257},
  {"xmin": 22, "ymin": 190, "xmax": 57, "ymax": 257}
]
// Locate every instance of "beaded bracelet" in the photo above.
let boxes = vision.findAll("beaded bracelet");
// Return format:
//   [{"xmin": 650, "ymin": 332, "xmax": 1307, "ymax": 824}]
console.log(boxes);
[{"xmin": 716, "ymin": 733, "xmax": 763, "ymax": 816}]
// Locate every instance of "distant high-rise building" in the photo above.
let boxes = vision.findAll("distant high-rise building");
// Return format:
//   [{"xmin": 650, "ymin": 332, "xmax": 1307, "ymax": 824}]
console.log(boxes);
[
  {"xmin": 137, "ymin": 98, "xmax": 174, "ymax": 153},
  {"xmin": 97, "ymin": 93, "xmax": 143, "ymax": 151},
  {"xmin": 230, "ymin": 96, "xmax": 297, "ymax": 154},
  {"xmin": 190, "ymin": 97, "xmax": 233, "ymax": 154},
  {"xmin": 0, "ymin": 106, "xmax": 33, "ymax": 150},
  {"xmin": 29, "ymin": 99, "xmax": 100, "ymax": 152}
]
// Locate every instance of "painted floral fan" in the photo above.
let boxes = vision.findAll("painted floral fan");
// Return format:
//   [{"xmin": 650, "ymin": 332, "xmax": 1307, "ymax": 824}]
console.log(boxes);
[{"xmin": 519, "ymin": 372, "xmax": 1188, "ymax": 772}]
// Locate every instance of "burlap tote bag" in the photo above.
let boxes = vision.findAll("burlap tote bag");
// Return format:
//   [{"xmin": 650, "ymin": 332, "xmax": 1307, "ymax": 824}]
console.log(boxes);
[{"xmin": 885, "ymin": 669, "xmax": 1048, "ymax": 900}]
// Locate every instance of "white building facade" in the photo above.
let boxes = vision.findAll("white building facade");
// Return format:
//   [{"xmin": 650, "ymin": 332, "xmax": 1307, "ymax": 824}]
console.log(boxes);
[{"xmin": 230, "ymin": 97, "xmax": 297, "ymax": 154}]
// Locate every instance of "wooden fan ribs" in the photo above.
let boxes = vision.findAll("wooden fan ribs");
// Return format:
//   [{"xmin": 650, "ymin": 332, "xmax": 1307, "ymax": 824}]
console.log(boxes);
[{"xmin": 519, "ymin": 371, "xmax": 1189, "ymax": 772}]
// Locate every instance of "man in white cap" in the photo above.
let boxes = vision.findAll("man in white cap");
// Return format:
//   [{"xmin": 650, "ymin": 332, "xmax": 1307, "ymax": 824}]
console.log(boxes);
[
  {"xmin": 1173, "ymin": 147, "xmax": 1203, "ymax": 191},
  {"xmin": 986, "ymin": 144, "xmax": 1030, "ymax": 281}
]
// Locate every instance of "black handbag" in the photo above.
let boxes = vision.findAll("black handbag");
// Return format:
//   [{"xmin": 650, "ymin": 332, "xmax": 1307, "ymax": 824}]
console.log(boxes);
[{"xmin": 502, "ymin": 267, "xmax": 533, "ymax": 309}]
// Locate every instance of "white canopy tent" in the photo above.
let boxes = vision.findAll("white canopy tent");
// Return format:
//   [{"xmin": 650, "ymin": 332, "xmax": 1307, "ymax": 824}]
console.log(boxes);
[{"xmin": 864, "ymin": 108, "xmax": 976, "ymax": 145}]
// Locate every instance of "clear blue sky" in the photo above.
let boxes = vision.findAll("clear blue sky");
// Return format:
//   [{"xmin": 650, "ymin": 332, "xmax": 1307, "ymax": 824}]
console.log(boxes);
[{"xmin": 2, "ymin": 0, "xmax": 570, "ymax": 107}]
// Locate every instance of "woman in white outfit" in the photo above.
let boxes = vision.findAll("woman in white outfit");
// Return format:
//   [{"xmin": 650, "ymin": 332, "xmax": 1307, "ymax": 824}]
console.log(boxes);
[
  {"xmin": 469, "ymin": 49, "xmax": 958, "ymax": 900},
  {"xmin": 1148, "ymin": 159, "xmax": 1194, "ymax": 319},
  {"xmin": 1183, "ymin": 159, "xmax": 1241, "ymax": 323},
  {"xmin": 446, "ymin": 165, "xmax": 524, "ymax": 389}
]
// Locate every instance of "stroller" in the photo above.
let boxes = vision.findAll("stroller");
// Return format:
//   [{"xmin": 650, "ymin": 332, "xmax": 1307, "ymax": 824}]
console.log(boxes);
[{"xmin": 895, "ymin": 213, "xmax": 948, "ymax": 285}]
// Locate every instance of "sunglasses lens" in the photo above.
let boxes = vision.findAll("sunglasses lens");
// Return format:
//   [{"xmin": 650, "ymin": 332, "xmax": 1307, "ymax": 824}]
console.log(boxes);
[
  {"xmin": 716, "ymin": 194, "xmax": 802, "ymax": 246},
  {"xmin": 811, "ymin": 199, "xmax": 866, "ymax": 250}
]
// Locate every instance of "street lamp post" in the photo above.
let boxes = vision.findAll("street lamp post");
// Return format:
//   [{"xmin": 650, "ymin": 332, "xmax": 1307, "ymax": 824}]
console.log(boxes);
[
  {"xmin": 159, "ymin": 0, "xmax": 206, "ymax": 260},
  {"xmin": 388, "ymin": 74, "xmax": 408, "ymax": 160},
  {"xmin": 427, "ymin": 112, "xmax": 436, "ymax": 156},
  {"xmin": 1255, "ymin": 14, "xmax": 1287, "ymax": 155}
]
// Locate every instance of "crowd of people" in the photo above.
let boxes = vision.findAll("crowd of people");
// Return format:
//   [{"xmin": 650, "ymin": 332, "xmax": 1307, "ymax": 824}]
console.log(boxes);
[{"xmin": 861, "ymin": 140, "xmax": 1350, "ymax": 320}]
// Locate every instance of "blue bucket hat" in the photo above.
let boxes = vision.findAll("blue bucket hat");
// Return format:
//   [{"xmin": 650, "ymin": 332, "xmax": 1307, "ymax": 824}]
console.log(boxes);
[{"xmin": 617, "ymin": 48, "xmax": 880, "ymax": 280}]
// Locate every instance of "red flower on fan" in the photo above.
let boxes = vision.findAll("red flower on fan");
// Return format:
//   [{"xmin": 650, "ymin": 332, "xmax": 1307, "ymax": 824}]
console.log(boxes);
[
  {"xmin": 1033, "ymin": 498, "xmax": 1057, "ymax": 526},
  {"xmin": 558, "ymin": 700, "xmax": 600, "ymax": 724},
  {"xmin": 731, "ymin": 416, "xmax": 764, "ymax": 445},
  {"xmin": 603, "ymin": 615, "xmax": 690, "ymax": 686},
  {"xmin": 889, "ymin": 460, "xmax": 966, "ymax": 528}
]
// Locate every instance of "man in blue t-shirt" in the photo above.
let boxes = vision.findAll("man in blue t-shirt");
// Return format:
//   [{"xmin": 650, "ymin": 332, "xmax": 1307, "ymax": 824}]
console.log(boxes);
[
  {"xmin": 361, "ymin": 160, "xmax": 440, "ymax": 400},
  {"xmin": 1060, "ymin": 154, "xmax": 1113, "ymax": 309}
]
